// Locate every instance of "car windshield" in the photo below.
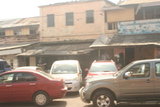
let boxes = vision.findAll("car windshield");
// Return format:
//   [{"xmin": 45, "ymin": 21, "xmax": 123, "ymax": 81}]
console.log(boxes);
[
  {"xmin": 90, "ymin": 63, "xmax": 117, "ymax": 72},
  {"xmin": 51, "ymin": 63, "xmax": 77, "ymax": 74}
]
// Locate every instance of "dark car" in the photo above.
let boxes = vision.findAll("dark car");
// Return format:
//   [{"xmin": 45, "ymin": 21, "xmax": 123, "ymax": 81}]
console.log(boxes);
[
  {"xmin": 0, "ymin": 70, "xmax": 67, "ymax": 106},
  {"xmin": 0, "ymin": 59, "xmax": 11, "ymax": 73}
]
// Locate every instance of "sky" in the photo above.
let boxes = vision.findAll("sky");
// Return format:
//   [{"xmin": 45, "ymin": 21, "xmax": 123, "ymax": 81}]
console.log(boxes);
[{"xmin": 0, "ymin": 0, "xmax": 119, "ymax": 20}]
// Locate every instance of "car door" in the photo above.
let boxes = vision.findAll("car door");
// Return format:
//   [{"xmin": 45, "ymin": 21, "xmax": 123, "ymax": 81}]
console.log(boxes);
[
  {"xmin": 154, "ymin": 62, "xmax": 160, "ymax": 97},
  {"xmin": 118, "ymin": 62, "xmax": 155, "ymax": 100},
  {"xmin": 11, "ymin": 72, "xmax": 37, "ymax": 102},
  {"xmin": 0, "ymin": 73, "xmax": 14, "ymax": 102}
]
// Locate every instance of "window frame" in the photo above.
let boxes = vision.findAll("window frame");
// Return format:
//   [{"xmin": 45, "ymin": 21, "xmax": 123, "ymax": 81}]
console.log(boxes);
[
  {"xmin": 124, "ymin": 63, "xmax": 150, "ymax": 79},
  {"xmin": 47, "ymin": 14, "xmax": 55, "ymax": 27},
  {"xmin": 65, "ymin": 12, "xmax": 74, "ymax": 26},
  {"xmin": 86, "ymin": 10, "xmax": 94, "ymax": 24}
]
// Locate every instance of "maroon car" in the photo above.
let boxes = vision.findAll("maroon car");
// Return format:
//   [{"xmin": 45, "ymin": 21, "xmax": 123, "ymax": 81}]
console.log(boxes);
[{"xmin": 0, "ymin": 70, "xmax": 67, "ymax": 106}]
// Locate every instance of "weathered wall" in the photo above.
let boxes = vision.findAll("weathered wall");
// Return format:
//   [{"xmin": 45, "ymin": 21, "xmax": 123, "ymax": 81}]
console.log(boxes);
[
  {"xmin": 40, "ymin": 0, "xmax": 113, "ymax": 42},
  {"xmin": 106, "ymin": 8, "xmax": 135, "ymax": 22}
]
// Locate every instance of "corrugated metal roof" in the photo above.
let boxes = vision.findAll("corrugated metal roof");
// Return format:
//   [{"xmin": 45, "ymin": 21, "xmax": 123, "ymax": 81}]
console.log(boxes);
[
  {"xmin": 119, "ymin": 0, "xmax": 160, "ymax": 5},
  {"xmin": 18, "ymin": 42, "xmax": 93, "ymax": 56},
  {"xmin": 0, "ymin": 17, "xmax": 40, "ymax": 28},
  {"xmin": 91, "ymin": 34, "xmax": 160, "ymax": 47}
]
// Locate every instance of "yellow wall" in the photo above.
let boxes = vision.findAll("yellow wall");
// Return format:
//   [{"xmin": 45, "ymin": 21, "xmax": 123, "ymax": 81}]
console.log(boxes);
[
  {"xmin": 5, "ymin": 29, "xmax": 14, "ymax": 36},
  {"xmin": 21, "ymin": 27, "xmax": 30, "ymax": 35},
  {"xmin": 40, "ymin": 0, "xmax": 113, "ymax": 42},
  {"xmin": 29, "ymin": 56, "xmax": 36, "ymax": 66},
  {"xmin": 107, "ymin": 8, "xmax": 135, "ymax": 22}
]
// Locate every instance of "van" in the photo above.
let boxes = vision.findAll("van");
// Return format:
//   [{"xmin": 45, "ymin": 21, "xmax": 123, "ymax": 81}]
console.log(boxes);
[
  {"xmin": 50, "ymin": 60, "xmax": 82, "ymax": 92},
  {"xmin": 0, "ymin": 59, "xmax": 11, "ymax": 73}
]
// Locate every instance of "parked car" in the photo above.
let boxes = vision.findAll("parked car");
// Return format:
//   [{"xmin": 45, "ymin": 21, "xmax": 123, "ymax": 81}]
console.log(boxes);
[
  {"xmin": 15, "ymin": 66, "xmax": 43, "ymax": 71},
  {"xmin": 50, "ymin": 60, "xmax": 82, "ymax": 92},
  {"xmin": 79, "ymin": 59, "xmax": 160, "ymax": 107},
  {"xmin": 85, "ymin": 60, "xmax": 118, "ymax": 80},
  {"xmin": 0, "ymin": 70, "xmax": 67, "ymax": 106},
  {"xmin": 0, "ymin": 59, "xmax": 11, "ymax": 73}
]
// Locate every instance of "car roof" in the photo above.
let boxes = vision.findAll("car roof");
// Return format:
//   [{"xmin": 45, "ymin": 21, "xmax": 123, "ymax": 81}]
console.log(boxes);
[
  {"xmin": 93, "ymin": 60, "xmax": 115, "ymax": 63},
  {"xmin": 15, "ymin": 66, "xmax": 40, "ymax": 70},
  {"xmin": 54, "ymin": 60, "xmax": 79, "ymax": 64}
]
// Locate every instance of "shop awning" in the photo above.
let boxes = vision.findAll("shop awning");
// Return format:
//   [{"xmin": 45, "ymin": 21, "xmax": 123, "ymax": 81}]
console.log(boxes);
[
  {"xmin": 40, "ymin": 42, "xmax": 93, "ymax": 55},
  {"xmin": 18, "ymin": 42, "xmax": 94, "ymax": 56},
  {"xmin": 90, "ymin": 34, "xmax": 160, "ymax": 48},
  {"xmin": 0, "ymin": 42, "xmax": 36, "ymax": 56}
]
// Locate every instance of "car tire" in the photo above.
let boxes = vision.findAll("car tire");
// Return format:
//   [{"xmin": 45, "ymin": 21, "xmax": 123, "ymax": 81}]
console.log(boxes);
[
  {"xmin": 92, "ymin": 90, "xmax": 115, "ymax": 107},
  {"xmin": 33, "ymin": 91, "xmax": 50, "ymax": 106}
]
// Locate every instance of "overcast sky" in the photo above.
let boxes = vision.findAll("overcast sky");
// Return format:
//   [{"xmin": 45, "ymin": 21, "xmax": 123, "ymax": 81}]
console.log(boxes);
[{"xmin": 0, "ymin": 0, "xmax": 119, "ymax": 20}]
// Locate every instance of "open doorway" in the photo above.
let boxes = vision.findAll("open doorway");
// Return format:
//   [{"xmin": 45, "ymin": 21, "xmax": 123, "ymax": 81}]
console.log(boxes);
[{"xmin": 125, "ymin": 48, "xmax": 135, "ymax": 65}]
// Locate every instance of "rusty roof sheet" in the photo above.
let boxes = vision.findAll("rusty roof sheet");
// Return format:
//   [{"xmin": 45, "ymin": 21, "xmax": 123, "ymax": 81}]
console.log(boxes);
[
  {"xmin": 119, "ymin": 0, "xmax": 160, "ymax": 5},
  {"xmin": 91, "ymin": 34, "xmax": 160, "ymax": 47},
  {"xmin": 0, "ymin": 17, "xmax": 40, "ymax": 28}
]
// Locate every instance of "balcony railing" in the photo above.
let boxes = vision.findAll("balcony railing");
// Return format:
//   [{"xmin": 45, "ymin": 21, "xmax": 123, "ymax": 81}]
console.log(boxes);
[
  {"xmin": 0, "ymin": 34, "xmax": 39, "ymax": 44},
  {"xmin": 118, "ymin": 19, "xmax": 160, "ymax": 35}
]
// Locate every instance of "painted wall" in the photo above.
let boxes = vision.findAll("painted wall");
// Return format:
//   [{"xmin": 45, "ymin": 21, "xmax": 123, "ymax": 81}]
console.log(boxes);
[
  {"xmin": 29, "ymin": 56, "xmax": 36, "ymax": 66},
  {"xmin": 5, "ymin": 29, "xmax": 14, "ymax": 36},
  {"xmin": 21, "ymin": 27, "xmax": 30, "ymax": 35},
  {"xmin": 40, "ymin": 0, "xmax": 113, "ymax": 42},
  {"xmin": 118, "ymin": 19, "xmax": 160, "ymax": 35},
  {"xmin": 106, "ymin": 8, "xmax": 135, "ymax": 22}
]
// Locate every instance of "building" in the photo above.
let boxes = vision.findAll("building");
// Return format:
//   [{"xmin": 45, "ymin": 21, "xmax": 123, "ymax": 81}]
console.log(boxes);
[
  {"xmin": 30, "ymin": 0, "xmax": 116, "ymax": 70},
  {"xmin": 0, "ymin": 17, "xmax": 40, "ymax": 68},
  {"xmin": 91, "ymin": 0, "xmax": 160, "ymax": 66}
]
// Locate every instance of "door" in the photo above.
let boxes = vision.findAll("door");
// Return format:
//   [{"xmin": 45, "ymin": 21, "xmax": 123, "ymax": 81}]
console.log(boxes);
[
  {"xmin": 125, "ymin": 48, "xmax": 134, "ymax": 65},
  {"xmin": 0, "ymin": 73, "xmax": 14, "ymax": 102},
  {"xmin": 154, "ymin": 62, "xmax": 160, "ymax": 97},
  {"xmin": 118, "ymin": 63, "xmax": 155, "ymax": 100},
  {"xmin": 11, "ymin": 72, "xmax": 37, "ymax": 102}
]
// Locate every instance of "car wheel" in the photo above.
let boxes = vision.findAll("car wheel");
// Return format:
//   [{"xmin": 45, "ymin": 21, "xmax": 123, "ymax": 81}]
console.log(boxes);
[
  {"xmin": 33, "ymin": 91, "xmax": 50, "ymax": 106},
  {"xmin": 92, "ymin": 90, "xmax": 115, "ymax": 107}
]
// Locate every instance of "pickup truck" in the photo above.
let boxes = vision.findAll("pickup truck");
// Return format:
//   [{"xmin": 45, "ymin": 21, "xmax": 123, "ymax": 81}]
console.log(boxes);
[{"xmin": 79, "ymin": 59, "xmax": 160, "ymax": 107}]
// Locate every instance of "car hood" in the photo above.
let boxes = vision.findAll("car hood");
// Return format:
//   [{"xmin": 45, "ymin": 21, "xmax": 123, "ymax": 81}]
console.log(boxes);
[
  {"xmin": 51, "ymin": 74, "xmax": 78, "ymax": 80},
  {"xmin": 86, "ymin": 74, "xmax": 116, "ymax": 83}
]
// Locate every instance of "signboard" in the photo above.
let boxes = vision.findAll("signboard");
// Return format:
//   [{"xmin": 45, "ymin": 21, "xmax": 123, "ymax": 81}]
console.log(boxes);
[{"xmin": 118, "ymin": 19, "xmax": 160, "ymax": 35}]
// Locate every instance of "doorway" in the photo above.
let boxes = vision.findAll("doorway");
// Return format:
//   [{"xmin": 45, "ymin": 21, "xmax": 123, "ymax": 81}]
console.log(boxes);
[{"xmin": 125, "ymin": 48, "xmax": 135, "ymax": 65}]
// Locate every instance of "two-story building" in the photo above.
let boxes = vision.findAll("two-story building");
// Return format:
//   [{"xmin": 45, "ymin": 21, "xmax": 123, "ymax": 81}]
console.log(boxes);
[
  {"xmin": 0, "ymin": 17, "xmax": 40, "ymax": 68},
  {"xmin": 33, "ymin": 0, "xmax": 116, "ymax": 69},
  {"xmin": 91, "ymin": 0, "xmax": 160, "ymax": 66}
]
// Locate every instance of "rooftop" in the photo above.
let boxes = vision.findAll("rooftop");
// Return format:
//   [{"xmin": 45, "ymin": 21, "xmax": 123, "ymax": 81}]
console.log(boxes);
[
  {"xmin": 119, "ymin": 0, "xmax": 160, "ymax": 5},
  {"xmin": 39, "ymin": 0, "xmax": 115, "ymax": 8},
  {"xmin": 0, "ymin": 17, "xmax": 40, "ymax": 28}
]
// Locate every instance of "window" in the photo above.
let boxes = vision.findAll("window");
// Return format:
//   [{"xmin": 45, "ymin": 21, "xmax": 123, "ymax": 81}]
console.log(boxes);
[
  {"xmin": 14, "ymin": 29, "xmax": 21, "ymax": 35},
  {"xmin": 86, "ymin": 10, "xmax": 94, "ymax": 23},
  {"xmin": 155, "ymin": 63, "xmax": 160, "ymax": 76},
  {"xmin": 30, "ymin": 29, "xmax": 37, "ymax": 35},
  {"xmin": 127, "ymin": 63, "xmax": 150, "ymax": 78},
  {"xmin": 14, "ymin": 72, "xmax": 36, "ymax": 83},
  {"xmin": 108, "ymin": 22, "xmax": 117, "ymax": 30},
  {"xmin": 66, "ymin": 12, "xmax": 74, "ymax": 26},
  {"xmin": 47, "ymin": 14, "xmax": 55, "ymax": 27},
  {"xmin": 0, "ymin": 73, "xmax": 14, "ymax": 84},
  {"xmin": 136, "ymin": 6, "xmax": 160, "ymax": 20},
  {"xmin": 0, "ymin": 31, "xmax": 5, "ymax": 36}
]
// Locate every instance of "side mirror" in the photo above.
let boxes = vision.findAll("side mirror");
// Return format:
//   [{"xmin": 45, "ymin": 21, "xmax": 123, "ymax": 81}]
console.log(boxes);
[{"xmin": 124, "ymin": 72, "xmax": 132, "ymax": 79}]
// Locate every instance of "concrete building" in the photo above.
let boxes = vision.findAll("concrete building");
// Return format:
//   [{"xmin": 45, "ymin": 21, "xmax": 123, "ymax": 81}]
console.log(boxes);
[
  {"xmin": 0, "ymin": 17, "xmax": 40, "ymax": 68},
  {"xmin": 91, "ymin": 0, "xmax": 160, "ymax": 66},
  {"xmin": 29, "ymin": 0, "xmax": 116, "ymax": 70}
]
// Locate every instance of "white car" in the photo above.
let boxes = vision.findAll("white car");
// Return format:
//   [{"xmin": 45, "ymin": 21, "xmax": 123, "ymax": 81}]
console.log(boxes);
[{"xmin": 50, "ymin": 60, "xmax": 82, "ymax": 92}]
